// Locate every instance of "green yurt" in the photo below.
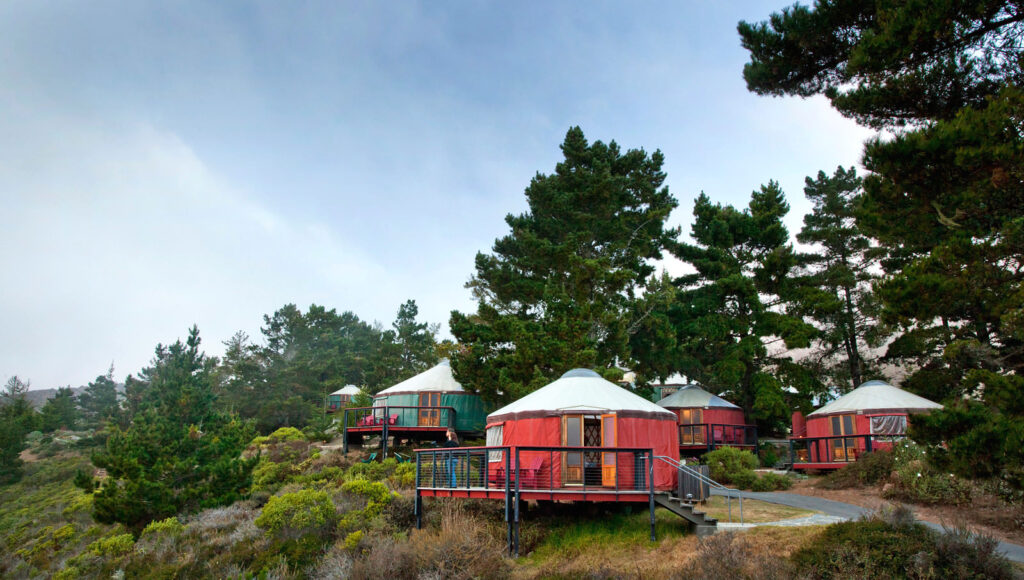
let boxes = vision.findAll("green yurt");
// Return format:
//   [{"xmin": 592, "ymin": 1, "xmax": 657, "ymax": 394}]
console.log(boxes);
[
  {"xmin": 328, "ymin": 384, "xmax": 362, "ymax": 411},
  {"xmin": 372, "ymin": 360, "xmax": 486, "ymax": 434}
]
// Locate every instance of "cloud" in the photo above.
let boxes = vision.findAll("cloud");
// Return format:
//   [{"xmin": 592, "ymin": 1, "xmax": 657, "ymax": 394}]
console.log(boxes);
[{"xmin": 0, "ymin": 108, "xmax": 391, "ymax": 388}]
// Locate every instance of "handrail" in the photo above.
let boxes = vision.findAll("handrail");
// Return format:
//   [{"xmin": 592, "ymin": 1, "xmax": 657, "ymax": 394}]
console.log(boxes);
[{"xmin": 654, "ymin": 455, "xmax": 743, "ymax": 523}]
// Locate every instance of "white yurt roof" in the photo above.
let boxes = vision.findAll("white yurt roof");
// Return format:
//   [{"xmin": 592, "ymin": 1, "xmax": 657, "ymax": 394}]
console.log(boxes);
[
  {"xmin": 656, "ymin": 384, "xmax": 740, "ymax": 409},
  {"xmin": 808, "ymin": 380, "xmax": 942, "ymax": 417},
  {"xmin": 653, "ymin": 373, "xmax": 688, "ymax": 386},
  {"xmin": 489, "ymin": 369, "xmax": 676, "ymax": 422},
  {"xmin": 375, "ymin": 360, "xmax": 465, "ymax": 396},
  {"xmin": 331, "ymin": 385, "xmax": 362, "ymax": 396}
]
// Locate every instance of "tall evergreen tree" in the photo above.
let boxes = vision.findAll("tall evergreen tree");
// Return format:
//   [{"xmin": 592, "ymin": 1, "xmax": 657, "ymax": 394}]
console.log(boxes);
[
  {"xmin": 40, "ymin": 387, "xmax": 78, "ymax": 432},
  {"xmin": 91, "ymin": 327, "xmax": 256, "ymax": 529},
  {"xmin": 450, "ymin": 127, "xmax": 679, "ymax": 406},
  {"xmin": 791, "ymin": 167, "xmax": 886, "ymax": 392},
  {"xmin": 0, "ymin": 376, "xmax": 37, "ymax": 485},
  {"xmin": 366, "ymin": 300, "xmax": 440, "ymax": 393},
  {"xmin": 740, "ymin": 0, "xmax": 1024, "ymax": 485},
  {"xmin": 77, "ymin": 365, "xmax": 121, "ymax": 429},
  {"xmin": 670, "ymin": 183, "xmax": 817, "ymax": 431}
]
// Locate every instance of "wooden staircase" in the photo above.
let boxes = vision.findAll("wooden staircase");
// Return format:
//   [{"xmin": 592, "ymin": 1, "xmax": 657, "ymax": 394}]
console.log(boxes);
[{"xmin": 654, "ymin": 493, "xmax": 718, "ymax": 537}]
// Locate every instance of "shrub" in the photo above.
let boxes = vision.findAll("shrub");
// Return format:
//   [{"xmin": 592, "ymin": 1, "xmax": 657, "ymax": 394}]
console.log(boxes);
[
  {"xmin": 343, "ymin": 530, "xmax": 364, "ymax": 552},
  {"xmin": 389, "ymin": 462, "xmax": 416, "ymax": 489},
  {"xmin": 341, "ymin": 479, "xmax": 396, "ymax": 516},
  {"xmin": 750, "ymin": 472, "xmax": 792, "ymax": 492},
  {"xmin": 820, "ymin": 449, "xmax": 895, "ymax": 489},
  {"xmin": 266, "ymin": 427, "xmax": 307, "ymax": 444},
  {"xmin": 703, "ymin": 447, "xmax": 758, "ymax": 486},
  {"xmin": 88, "ymin": 533, "xmax": 135, "ymax": 557},
  {"xmin": 255, "ymin": 489, "xmax": 338, "ymax": 568},
  {"xmin": 690, "ymin": 532, "xmax": 794, "ymax": 580},
  {"xmin": 255, "ymin": 489, "xmax": 338, "ymax": 540},
  {"xmin": 909, "ymin": 523, "xmax": 1016, "ymax": 579},
  {"xmin": 882, "ymin": 469, "xmax": 973, "ymax": 506},
  {"xmin": 141, "ymin": 516, "xmax": 184, "ymax": 537}
]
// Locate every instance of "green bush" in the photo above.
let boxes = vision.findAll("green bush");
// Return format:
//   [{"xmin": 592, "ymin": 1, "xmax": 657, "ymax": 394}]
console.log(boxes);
[
  {"xmin": 790, "ymin": 509, "xmax": 1015, "ymax": 579},
  {"xmin": 791, "ymin": 517, "xmax": 934, "ymax": 577},
  {"xmin": 820, "ymin": 449, "xmax": 895, "ymax": 489},
  {"xmin": 255, "ymin": 489, "xmax": 338, "ymax": 540},
  {"xmin": 703, "ymin": 447, "xmax": 758, "ymax": 485},
  {"xmin": 141, "ymin": 516, "xmax": 184, "ymax": 537},
  {"xmin": 266, "ymin": 427, "xmax": 307, "ymax": 443},
  {"xmin": 750, "ymin": 472, "xmax": 792, "ymax": 492},
  {"xmin": 87, "ymin": 533, "xmax": 135, "ymax": 557}
]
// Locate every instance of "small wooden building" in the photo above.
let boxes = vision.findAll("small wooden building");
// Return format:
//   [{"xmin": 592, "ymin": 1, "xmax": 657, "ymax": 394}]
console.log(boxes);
[{"xmin": 790, "ymin": 380, "xmax": 942, "ymax": 469}]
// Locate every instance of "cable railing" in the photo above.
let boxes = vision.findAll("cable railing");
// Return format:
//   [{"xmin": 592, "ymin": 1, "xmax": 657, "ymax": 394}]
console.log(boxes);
[
  {"xmin": 654, "ymin": 455, "xmax": 743, "ymax": 523},
  {"xmin": 414, "ymin": 446, "xmax": 656, "ymax": 495},
  {"xmin": 788, "ymin": 433, "xmax": 907, "ymax": 466},
  {"xmin": 679, "ymin": 423, "xmax": 758, "ymax": 449},
  {"xmin": 341, "ymin": 405, "xmax": 457, "ymax": 430}
]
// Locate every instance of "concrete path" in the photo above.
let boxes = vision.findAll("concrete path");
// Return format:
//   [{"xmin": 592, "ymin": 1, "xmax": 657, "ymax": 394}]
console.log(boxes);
[{"xmin": 710, "ymin": 489, "xmax": 1024, "ymax": 564}]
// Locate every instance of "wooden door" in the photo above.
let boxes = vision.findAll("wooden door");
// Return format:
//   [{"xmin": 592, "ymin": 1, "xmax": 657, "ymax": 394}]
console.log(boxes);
[
  {"xmin": 829, "ymin": 414, "xmax": 856, "ymax": 461},
  {"xmin": 419, "ymin": 392, "xmax": 440, "ymax": 426},
  {"xmin": 600, "ymin": 414, "xmax": 617, "ymax": 486},
  {"xmin": 562, "ymin": 415, "xmax": 583, "ymax": 484}
]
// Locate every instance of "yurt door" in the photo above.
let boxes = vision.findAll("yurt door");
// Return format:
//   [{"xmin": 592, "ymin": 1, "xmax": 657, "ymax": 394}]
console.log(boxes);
[
  {"xmin": 600, "ymin": 414, "xmax": 617, "ymax": 486},
  {"xmin": 419, "ymin": 393, "xmax": 440, "ymax": 426},
  {"xmin": 563, "ymin": 415, "xmax": 583, "ymax": 484}
]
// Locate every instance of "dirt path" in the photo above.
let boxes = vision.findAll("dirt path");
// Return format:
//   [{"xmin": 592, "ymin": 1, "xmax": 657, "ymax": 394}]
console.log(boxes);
[{"xmin": 785, "ymin": 478, "xmax": 1024, "ymax": 546}]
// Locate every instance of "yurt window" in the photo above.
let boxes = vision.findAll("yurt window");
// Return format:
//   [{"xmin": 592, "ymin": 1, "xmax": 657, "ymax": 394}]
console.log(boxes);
[
  {"xmin": 564, "ymin": 415, "xmax": 583, "ymax": 483},
  {"xmin": 486, "ymin": 425, "xmax": 503, "ymax": 462},
  {"xmin": 869, "ymin": 415, "xmax": 907, "ymax": 441},
  {"xmin": 419, "ymin": 392, "xmax": 441, "ymax": 427},
  {"xmin": 830, "ymin": 414, "xmax": 857, "ymax": 461},
  {"xmin": 679, "ymin": 409, "xmax": 704, "ymax": 445}
]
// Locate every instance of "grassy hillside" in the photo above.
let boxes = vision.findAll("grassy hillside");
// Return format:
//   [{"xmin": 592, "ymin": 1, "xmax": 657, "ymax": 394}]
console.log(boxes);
[{"xmin": 1, "ymin": 433, "xmax": 1018, "ymax": 579}]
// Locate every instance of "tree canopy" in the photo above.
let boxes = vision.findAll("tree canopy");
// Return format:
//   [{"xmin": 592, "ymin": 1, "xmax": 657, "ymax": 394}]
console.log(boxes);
[
  {"xmin": 668, "ymin": 183, "xmax": 817, "ymax": 429},
  {"xmin": 741, "ymin": 0, "xmax": 1024, "ymax": 485},
  {"xmin": 450, "ymin": 127, "xmax": 679, "ymax": 406},
  {"xmin": 91, "ymin": 327, "xmax": 256, "ymax": 529}
]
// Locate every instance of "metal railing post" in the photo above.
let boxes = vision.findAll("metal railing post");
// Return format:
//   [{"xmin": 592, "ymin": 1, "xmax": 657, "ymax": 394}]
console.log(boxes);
[
  {"xmin": 415, "ymin": 452, "xmax": 422, "ymax": 529},
  {"xmin": 648, "ymin": 450, "xmax": 656, "ymax": 542}
]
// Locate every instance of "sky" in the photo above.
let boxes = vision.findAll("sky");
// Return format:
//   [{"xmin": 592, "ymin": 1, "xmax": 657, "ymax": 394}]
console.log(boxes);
[{"xmin": 0, "ymin": 1, "xmax": 876, "ymax": 390}]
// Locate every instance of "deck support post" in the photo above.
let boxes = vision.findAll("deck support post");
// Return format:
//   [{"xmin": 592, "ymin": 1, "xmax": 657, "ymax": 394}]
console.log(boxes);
[
  {"xmin": 342, "ymin": 409, "xmax": 349, "ymax": 454},
  {"xmin": 382, "ymin": 406, "xmax": 389, "ymax": 457},
  {"xmin": 648, "ymin": 450, "xmax": 656, "ymax": 542},
  {"xmin": 513, "ymin": 447, "xmax": 521, "ymax": 557}
]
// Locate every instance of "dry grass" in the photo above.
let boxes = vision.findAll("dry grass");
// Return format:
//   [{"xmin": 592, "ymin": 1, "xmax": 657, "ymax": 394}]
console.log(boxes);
[
  {"xmin": 511, "ymin": 525, "xmax": 822, "ymax": 579},
  {"xmin": 699, "ymin": 496, "xmax": 816, "ymax": 523}
]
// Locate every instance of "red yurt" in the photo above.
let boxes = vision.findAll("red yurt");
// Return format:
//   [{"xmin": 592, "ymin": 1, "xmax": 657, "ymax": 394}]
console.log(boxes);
[
  {"xmin": 656, "ymin": 384, "xmax": 757, "ymax": 454},
  {"xmin": 792, "ymin": 379, "xmax": 942, "ymax": 468},
  {"xmin": 486, "ymin": 369, "xmax": 680, "ymax": 492}
]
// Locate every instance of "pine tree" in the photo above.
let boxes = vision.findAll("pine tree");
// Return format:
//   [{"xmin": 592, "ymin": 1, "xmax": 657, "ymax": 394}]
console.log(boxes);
[
  {"xmin": 450, "ymin": 127, "xmax": 679, "ymax": 406},
  {"xmin": 670, "ymin": 183, "xmax": 816, "ymax": 431},
  {"xmin": 77, "ymin": 365, "xmax": 121, "ymax": 429},
  {"xmin": 40, "ymin": 386, "xmax": 78, "ymax": 432},
  {"xmin": 91, "ymin": 327, "xmax": 256, "ymax": 529},
  {"xmin": 791, "ymin": 167, "xmax": 886, "ymax": 392}
]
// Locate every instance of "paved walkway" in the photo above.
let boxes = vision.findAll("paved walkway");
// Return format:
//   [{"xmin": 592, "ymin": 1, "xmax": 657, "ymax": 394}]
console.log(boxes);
[{"xmin": 710, "ymin": 489, "xmax": 1024, "ymax": 563}]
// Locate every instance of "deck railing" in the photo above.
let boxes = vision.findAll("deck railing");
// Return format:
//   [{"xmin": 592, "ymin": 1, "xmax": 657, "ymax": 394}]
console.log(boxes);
[
  {"xmin": 414, "ymin": 445, "xmax": 656, "ymax": 495},
  {"xmin": 789, "ymin": 433, "xmax": 907, "ymax": 467},
  {"xmin": 679, "ymin": 423, "xmax": 758, "ymax": 449},
  {"xmin": 655, "ymin": 455, "xmax": 744, "ymax": 523},
  {"xmin": 414, "ymin": 446, "xmax": 657, "ymax": 555},
  {"xmin": 341, "ymin": 405, "xmax": 457, "ymax": 430}
]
